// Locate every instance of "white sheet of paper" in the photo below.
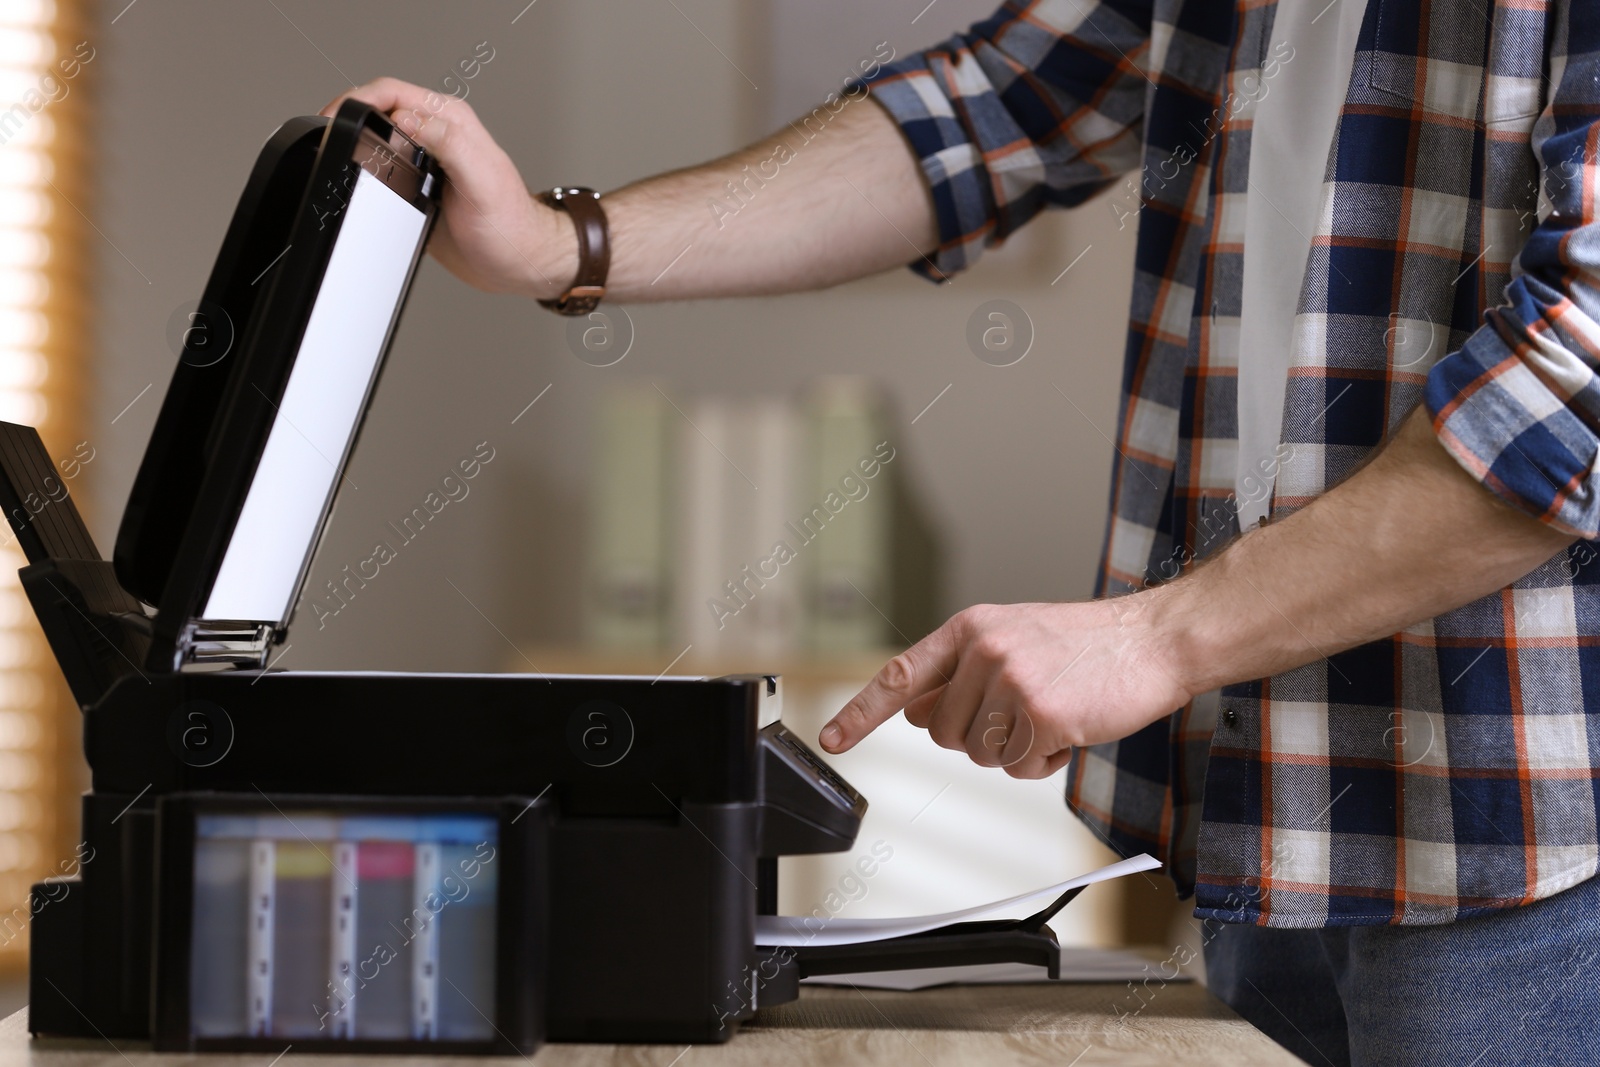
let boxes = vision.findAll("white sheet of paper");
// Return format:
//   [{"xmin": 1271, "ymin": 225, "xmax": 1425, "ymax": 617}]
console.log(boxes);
[
  {"xmin": 756, "ymin": 854, "xmax": 1161, "ymax": 947},
  {"xmin": 801, "ymin": 947, "xmax": 1195, "ymax": 991}
]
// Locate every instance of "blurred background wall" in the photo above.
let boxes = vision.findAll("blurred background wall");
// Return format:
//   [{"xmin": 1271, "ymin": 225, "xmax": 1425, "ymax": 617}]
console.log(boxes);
[
  {"xmin": 0, "ymin": 0, "xmax": 1180, "ymax": 982},
  {"xmin": 91, "ymin": 0, "xmax": 1136, "ymax": 666}
]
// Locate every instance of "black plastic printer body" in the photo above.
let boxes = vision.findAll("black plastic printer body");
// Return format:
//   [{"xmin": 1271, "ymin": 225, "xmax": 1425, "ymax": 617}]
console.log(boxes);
[
  {"xmin": 4, "ymin": 101, "xmax": 1063, "ymax": 1057},
  {"xmin": 16, "ymin": 507, "xmax": 858, "ymax": 1050}
]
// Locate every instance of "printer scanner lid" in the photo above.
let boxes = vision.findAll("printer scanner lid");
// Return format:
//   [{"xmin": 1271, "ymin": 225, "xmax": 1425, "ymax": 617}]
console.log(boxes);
[{"xmin": 114, "ymin": 101, "xmax": 441, "ymax": 671}]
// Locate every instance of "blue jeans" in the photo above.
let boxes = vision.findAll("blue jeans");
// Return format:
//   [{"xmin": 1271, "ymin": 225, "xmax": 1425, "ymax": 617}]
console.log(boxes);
[{"xmin": 1203, "ymin": 874, "xmax": 1600, "ymax": 1066}]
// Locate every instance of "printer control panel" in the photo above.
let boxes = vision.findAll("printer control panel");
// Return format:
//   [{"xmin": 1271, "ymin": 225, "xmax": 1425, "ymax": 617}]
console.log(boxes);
[{"xmin": 758, "ymin": 721, "xmax": 866, "ymax": 855}]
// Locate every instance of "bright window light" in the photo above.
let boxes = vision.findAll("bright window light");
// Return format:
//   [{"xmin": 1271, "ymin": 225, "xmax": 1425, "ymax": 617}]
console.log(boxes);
[{"xmin": 0, "ymin": 0, "xmax": 83, "ymax": 957}]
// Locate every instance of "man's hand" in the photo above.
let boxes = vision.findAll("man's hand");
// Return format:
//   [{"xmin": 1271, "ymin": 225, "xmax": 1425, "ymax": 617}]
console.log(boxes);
[
  {"xmin": 323, "ymin": 75, "xmax": 935, "ymax": 304},
  {"xmin": 322, "ymin": 79, "xmax": 576, "ymax": 299},
  {"xmin": 820, "ymin": 599, "xmax": 1192, "ymax": 778},
  {"xmin": 822, "ymin": 409, "xmax": 1577, "ymax": 774}
]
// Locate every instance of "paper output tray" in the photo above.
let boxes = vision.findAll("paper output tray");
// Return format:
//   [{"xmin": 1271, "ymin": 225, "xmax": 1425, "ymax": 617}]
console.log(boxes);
[{"xmin": 758, "ymin": 884, "xmax": 1084, "ymax": 1003}]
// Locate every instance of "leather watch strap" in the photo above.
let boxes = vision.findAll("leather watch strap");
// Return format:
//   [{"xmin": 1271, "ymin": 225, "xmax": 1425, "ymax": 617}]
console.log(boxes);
[{"xmin": 536, "ymin": 186, "xmax": 610, "ymax": 316}]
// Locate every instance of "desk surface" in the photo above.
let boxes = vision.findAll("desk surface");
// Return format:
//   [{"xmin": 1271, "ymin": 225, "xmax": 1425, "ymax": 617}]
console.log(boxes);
[{"xmin": 3, "ymin": 981, "xmax": 1303, "ymax": 1067}]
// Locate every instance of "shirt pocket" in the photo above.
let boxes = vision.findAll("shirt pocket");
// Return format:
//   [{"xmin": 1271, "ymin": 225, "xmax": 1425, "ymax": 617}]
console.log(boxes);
[{"xmin": 1366, "ymin": 0, "xmax": 1545, "ymax": 127}]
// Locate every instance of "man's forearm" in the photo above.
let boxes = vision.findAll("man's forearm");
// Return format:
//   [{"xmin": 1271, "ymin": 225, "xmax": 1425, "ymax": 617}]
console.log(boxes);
[
  {"xmin": 1152, "ymin": 408, "xmax": 1576, "ymax": 695},
  {"xmin": 325, "ymin": 79, "xmax": 937, "ymax": 303},
  {"xmin": 584, "ymin": 98, "xmax": 938, "ymax": 302}
]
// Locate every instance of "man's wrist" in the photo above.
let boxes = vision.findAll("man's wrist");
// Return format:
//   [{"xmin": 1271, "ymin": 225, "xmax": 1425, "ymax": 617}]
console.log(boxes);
[
  {"xmin": 524, "ymin": 197, "xmax": 580, "ymax": 302},
  {"xmin": 1142, "ymin": 526, "xmax": 1323, "ymax": 701},
  {"xmin": 1139, "ymin": 570, "xmax": 1232, "ymax": 702}
]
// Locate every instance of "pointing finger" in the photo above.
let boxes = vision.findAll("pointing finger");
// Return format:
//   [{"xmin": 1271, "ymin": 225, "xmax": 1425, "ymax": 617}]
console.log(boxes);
[{"xmin": 820, "ymin": 624, "xmax": 959, "ymax": 753}]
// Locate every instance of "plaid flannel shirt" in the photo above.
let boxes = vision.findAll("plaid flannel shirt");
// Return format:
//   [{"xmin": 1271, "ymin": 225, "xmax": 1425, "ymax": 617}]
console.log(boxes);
[{"xmin": 867, "ymin": 0, "xmax": 1600, "ymax": 926}]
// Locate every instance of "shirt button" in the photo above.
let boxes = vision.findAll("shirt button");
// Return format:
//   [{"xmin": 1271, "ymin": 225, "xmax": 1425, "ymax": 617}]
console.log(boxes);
[{"xmin": 1221, "ymin": 708, "xmax": 1238, "ymax": 729}]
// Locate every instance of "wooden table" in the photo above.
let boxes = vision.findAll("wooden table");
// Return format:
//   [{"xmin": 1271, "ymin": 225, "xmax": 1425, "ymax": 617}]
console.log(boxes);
[{"xmin": 3, "ymin": 981, "xmax": 1303, "ymax": 1066}]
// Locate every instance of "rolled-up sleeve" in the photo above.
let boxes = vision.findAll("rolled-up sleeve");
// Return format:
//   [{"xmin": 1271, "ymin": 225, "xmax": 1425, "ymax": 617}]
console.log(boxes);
[
  {"xmin": 864, "ymin": 0, "xmax": 1151, "ymax": 280},
  {"xmin": 1424, "ymin": 11, "xmax": 1600, "ymax": 537}
]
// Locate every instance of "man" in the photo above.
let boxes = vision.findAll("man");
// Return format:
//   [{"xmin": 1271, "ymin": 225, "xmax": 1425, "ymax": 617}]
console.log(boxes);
[{"xmin": 327, "ymin": 0, "xmax": 1600, "ymax": 1061}]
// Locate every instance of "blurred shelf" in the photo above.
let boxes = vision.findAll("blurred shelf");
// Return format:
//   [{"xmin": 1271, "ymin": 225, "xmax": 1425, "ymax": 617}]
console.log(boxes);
[{"xmin": 509, "ymin": 645, "xmax": 902, "ymax": 688}]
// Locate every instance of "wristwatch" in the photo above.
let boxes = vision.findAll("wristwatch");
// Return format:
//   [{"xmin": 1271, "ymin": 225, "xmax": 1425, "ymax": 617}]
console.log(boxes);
[{"xmin": 536, "ymin": 186, "xmax": 610, "ymax": 316}]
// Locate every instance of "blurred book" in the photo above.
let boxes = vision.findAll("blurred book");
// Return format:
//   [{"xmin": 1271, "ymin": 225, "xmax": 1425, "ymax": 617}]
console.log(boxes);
[
  {"xmin": 801, "ymin": 378, "xmax": 893, "ymax": 651},
  {"xmin": 802, "ymin": 378, "xmax": 942, "ymax": 651},
  {"xmin": 583, "ymin": 385, "xmax": 673, "ymax": 648},
  {"xmin": 746, "ymin": 398, "xmax": 803, "ymax": 654},
  {"xmin": 675, "ymin": 397, "xmax": 800, "ymax": 656}
]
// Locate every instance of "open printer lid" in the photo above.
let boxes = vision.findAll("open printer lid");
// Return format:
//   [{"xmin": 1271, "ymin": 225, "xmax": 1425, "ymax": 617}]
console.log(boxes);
[{"xmin": 114, "ymin": 100, "xmax": 441, "ymax": 672}]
